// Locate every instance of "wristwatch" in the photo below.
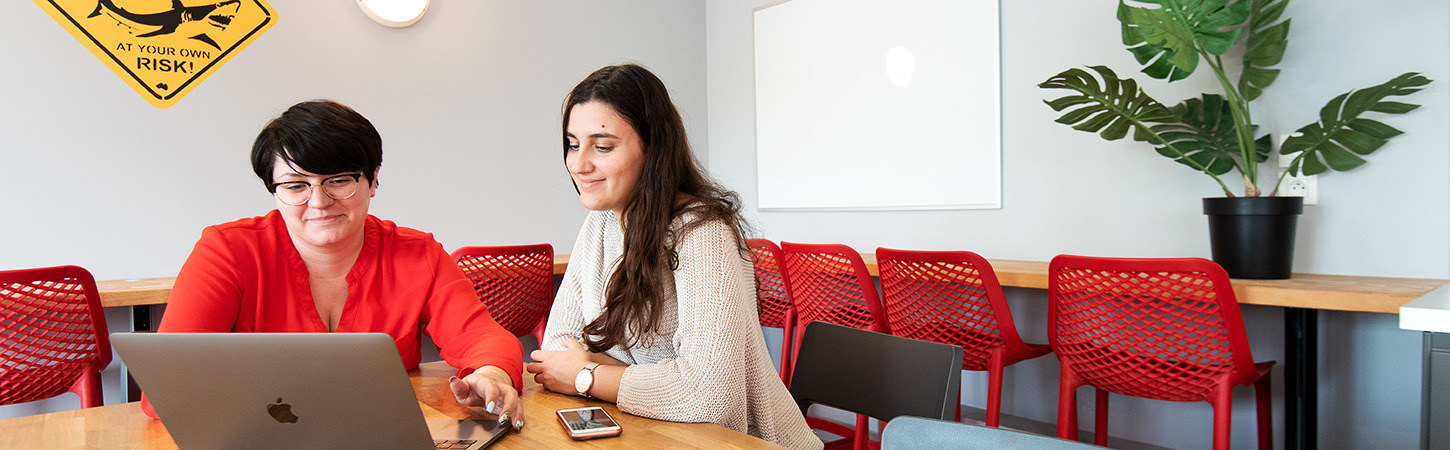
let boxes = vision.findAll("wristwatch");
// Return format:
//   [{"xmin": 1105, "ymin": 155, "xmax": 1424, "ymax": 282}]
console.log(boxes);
[{"xmin": 574, "ymin": 363, "xmax": 601, "ymax": 398}]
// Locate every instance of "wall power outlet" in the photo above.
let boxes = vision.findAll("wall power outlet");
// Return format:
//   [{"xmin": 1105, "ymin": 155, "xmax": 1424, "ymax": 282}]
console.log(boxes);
[
  {"xmin": 1277, "ymin": 136, "xmax": 1318, "ymax": 205},
  {"xmin": 1280, "ymin": 170, "xmax": 1317, "ymax": 205}
]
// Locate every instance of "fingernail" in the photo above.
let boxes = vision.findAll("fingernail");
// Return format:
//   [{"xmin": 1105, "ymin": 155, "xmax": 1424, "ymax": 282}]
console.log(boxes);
[
  {"xmin": 514, "ymin": 419, "xmax": 525, "ymax": 429},
  {"xmin": 448, "ymin": 376, "xmax": 459, "ymax": 383},
  {"xmin": 497, "ymin": 412, "xmax": 511, "ymax": 426},
  {"xmin": 486, "ymin": 401, "xmax": 496, "ymax": 413}
]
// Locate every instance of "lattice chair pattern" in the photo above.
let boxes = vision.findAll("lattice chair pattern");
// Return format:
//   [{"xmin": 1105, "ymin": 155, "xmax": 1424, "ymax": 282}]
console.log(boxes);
[
  {"xmin": 780, "ymin": 241, "xmax": 888, "ymax": 450},
  {"xmin": 1048, "ymin": 255, "xmax": 1273, "ymax": 450},
  {"xmin": 746, "ymin": 238, "xmax": 796, "ymax": 383},
  {"xmin": 0, "ymin": 265, "xmax": 112, "ymax": 409},
  {"xmin": 451, "ymin": 244, "xmax": 555, "ymax": 343},
  {"xmin": 876, "ymin": 248, "xmax": 1050, "ymax": 427}
]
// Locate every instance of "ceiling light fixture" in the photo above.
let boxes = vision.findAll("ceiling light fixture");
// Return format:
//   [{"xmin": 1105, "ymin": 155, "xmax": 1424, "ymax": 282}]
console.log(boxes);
[{"xmin": 357, "ymin": 0, "xmax": 429, "ymax": 28}]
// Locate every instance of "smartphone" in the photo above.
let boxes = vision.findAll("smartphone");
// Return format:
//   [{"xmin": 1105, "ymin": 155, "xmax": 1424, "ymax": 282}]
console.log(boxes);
[{"xmin": 556, "ymin": 406, "xmax": 622, "ymax": 440}]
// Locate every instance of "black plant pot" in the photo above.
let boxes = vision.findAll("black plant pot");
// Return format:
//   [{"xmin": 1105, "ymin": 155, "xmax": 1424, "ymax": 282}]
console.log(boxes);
[{"xmin": 1203, "ymin": 196, "xmax": 1304, "ymax": 279}]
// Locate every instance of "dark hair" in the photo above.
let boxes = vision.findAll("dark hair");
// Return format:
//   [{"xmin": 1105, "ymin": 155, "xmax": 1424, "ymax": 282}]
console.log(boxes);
[
  {"xmin": 251, "ymin": 100, "xmax": 382, "ymax": 192},
  {"xmin": 562, "ymin": 64, "xmax": 751, "ymax": 352}
]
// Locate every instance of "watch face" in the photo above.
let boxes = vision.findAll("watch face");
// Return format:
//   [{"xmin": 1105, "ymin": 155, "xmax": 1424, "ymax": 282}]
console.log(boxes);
[{"xmin": 575, "ymin": 368, "xmax": 593, "ymax": 394}]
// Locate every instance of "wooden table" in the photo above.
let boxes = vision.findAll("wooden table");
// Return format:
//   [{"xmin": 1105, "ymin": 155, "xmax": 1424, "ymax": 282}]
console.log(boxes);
[
  {"xmin": 95, "ymin": 253, "xmax": 1448, "ymax": 450},
  {"xmin": 0, "ymin": 361, "xmax": 784, "ymax": 449},
  {"xmin": 97, "ymin": 254, "xmax": 1442, "ymax": 314}
]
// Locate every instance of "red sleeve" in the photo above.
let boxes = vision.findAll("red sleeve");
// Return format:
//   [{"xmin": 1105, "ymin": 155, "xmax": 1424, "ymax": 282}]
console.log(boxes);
[
  {"xmin": 157, "ymin": 225, "xmax": 246, "ymax": 333},
  {"xmin": 143, "ymin": 226, "xmax": 247, "ymax": 418},
  {"xmin": 421, "ymin": 246, "xmax": 524, "ymax": 391}
]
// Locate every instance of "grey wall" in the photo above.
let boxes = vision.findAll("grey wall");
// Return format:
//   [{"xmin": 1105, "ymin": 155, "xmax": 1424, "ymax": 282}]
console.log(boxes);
[
  {"xmin": 707, "ymin": 0, "xmax": 1449, "ymax": 449},
  {"xmin": 0, "ymin": 0, "xmax": 706, "ymax": 418}
]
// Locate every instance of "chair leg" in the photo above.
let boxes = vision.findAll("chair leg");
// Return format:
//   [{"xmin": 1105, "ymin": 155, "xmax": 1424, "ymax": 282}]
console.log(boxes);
[
  {"xmin": 852, "ymin": 414, "xmax": 870, "ymax": 450},
  {"xmin": 71, "ymin": 370, "xmax": 104, "ymax": 408},
  {"xmin": 1057, "ymin": 373, "xmax": 1078, "ymax": 440},
  {"xmin": 1093, "ymin": 388, "xmax": 1109, "ymax": 446},
  {"xmin": 1212, "ymin": 388, "xmax": 1233, "ymax": 450},
  {"xmin": 779, "ymin": 327, "xmax": 793, "ymax": 385},
  {"xmin": 1255, "ymin": 374, "xmax": 1274, "ymax": 450},
  {"xmin": 955, "ymin": 391, "xmax": 962, "ymax": 423},
  {"xmin": 781, "ymin": 312, "xmax": 796, "ymax": 385},
  {"xmin": 986, "ymin": 361, "xmax": 1004, "ymax": 427},
  {"xmin": 530, "ymin": 317, "xmax": 547, "ymax": 346}
]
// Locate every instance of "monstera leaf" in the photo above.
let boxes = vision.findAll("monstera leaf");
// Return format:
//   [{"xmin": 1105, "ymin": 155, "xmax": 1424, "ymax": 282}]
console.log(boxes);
[
  {"xmin": 1151, "ymin": 94, "xmax": 1271, "ymax": 176},
  {"xmin": 1238, "ymin": 0, "xmax": 1290, "ymax": 101},
  {"xmin": 1041, "ymin": 0, "xmax": 1431, "ymax": 196},
  {"xmin": 1281, "ymin": 72, "xmax": 1431, "ymax": 175},
  {"xmin": 1119, "ymin": 0, "xmax": 1248, "ymax": 81},
  {"xmin": 1040, "ymin": 65, "xmax": 1176, "ymax": 142}
]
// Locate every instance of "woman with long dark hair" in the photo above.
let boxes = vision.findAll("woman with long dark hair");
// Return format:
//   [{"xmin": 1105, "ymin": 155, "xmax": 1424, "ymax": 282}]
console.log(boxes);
[{"xmin": 526, "ymin": 64, "xmax": 819, "ymax": 450}]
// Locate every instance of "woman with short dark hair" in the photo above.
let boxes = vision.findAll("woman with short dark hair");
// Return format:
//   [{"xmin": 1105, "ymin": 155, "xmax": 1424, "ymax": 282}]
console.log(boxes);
[{"xmin": 149, "ymin": 100, "xmax": 526, "ymax": 428}]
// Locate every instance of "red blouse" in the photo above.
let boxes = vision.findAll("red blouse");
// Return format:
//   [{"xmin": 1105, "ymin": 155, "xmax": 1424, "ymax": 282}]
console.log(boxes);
[{"xmin": 144, "ymin": 211, "xmax": 520, "ymax": 416}]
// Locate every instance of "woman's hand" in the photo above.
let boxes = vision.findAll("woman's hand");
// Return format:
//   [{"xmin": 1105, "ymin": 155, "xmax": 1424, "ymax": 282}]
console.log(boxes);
[
  {"xmin": 449, "ymin": 365, "xmax": 524, "ymax": 429},
  {"xmin": 525, "ymin": 338, "xmax": 596, "ymax": 395}
]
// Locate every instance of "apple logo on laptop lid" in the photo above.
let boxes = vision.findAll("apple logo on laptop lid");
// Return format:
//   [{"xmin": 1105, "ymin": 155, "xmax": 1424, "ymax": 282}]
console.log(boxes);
[{"xmin": 268, "ymin": 398, "xmax": 299, "ymax": 423}]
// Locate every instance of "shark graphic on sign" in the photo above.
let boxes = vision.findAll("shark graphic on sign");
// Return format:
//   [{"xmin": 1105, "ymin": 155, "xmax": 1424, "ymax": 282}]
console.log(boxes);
[
  {"xmin": 89, "ymin": 0, "xmax": 241, "ymax": 49},
  {"xmin": 36, "ymin": 0, "xmax": 275, "ymax": 108}
]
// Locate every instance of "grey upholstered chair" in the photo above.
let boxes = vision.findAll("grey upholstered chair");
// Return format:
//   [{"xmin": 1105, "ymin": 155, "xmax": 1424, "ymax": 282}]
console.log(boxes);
[{"xmin": 882, "ymin": 416, "xmax": 1104, "ymax": 450}]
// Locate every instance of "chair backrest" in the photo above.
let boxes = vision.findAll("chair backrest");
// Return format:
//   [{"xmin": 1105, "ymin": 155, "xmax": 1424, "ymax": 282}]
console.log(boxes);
[
  {"xmin": 882, "ymin": 416, "xmax": 1104, "ymax": 449},
  {"xmin": 876, "ymin": 247, "xmax": 1032, "ymax": 371},
  {"xmin": 747, "ymin": 238, "xmax": 798, "ymax": 382},
  {"xmin": 0, "ymin": 265, "xmax": 112, "ymax": 408},
  {"xmin": 779, "ymin": 241, "xmax": 887, "ymax": 330},
  {"xmin": 1047, "ymin": 255, "xmax": 1259, "ymax": 401},
  {"xmin": 746, "ymin": 239, "xmax": 793, "ymax": 330},
  {"xmin": 780, "ymin": 242, "xmax": 888, "ymax": 381},
  {"xmin": 789, "ymin": 321, "xmax": 962, "ymax": 422},
  {"xmin": 451, "ymin": 244, "xmax": 555, "ymax": 340}
]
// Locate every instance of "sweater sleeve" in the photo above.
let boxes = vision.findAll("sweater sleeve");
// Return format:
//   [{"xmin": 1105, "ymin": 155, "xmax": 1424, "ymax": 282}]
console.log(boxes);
[
  {"xmin": 614, "ymin": 218, "xmax": 759, "ymax": 425},
  {"xmin": 421, "ymin": 243, "xmax": 524, "ymax": 390},
  {"xmin": 541, "ymin": 212, "xmax": 603, "ymax": 352}
]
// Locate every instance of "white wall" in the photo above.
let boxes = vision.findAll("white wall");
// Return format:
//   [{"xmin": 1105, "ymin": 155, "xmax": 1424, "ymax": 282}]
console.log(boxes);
[
  {"xmin": 6, "ymin": 1, "xmax": 1449, "ymax": 448},
  {"xmin": 0, "ymin": 0, "xmax": 706, "ymax": 418},
  {"xmin": 707, "ymin": 0, "xmax": 1449, "ymax": 449}
]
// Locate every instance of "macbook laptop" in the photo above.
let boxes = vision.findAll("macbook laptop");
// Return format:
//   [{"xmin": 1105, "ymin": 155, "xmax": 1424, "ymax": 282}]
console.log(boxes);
[{"xmin": 112, "ymin": 332, "xmax": 510, "ymax": 450}]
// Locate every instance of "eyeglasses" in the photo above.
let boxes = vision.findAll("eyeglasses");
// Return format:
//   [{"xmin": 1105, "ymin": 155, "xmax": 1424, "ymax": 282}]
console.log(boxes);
[{"xmin": 270, "ymin": 173, "xmax": 363, "ymax": 206}]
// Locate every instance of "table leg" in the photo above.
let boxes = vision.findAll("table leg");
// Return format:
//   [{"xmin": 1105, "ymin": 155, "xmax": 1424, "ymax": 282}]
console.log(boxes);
[
  {"xmin": 124, "ymin": 305, "xmax": 151, "ymax": 402},
  {"xmin": 1285, "ymin": 307, "xmax": 1317, "ymax": 450}
]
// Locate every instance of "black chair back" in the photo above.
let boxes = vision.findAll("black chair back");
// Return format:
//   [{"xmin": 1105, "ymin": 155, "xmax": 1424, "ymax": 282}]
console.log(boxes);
[{"xmin": 789, "ymin": 320, "xmax": 963, "ymax": 422}]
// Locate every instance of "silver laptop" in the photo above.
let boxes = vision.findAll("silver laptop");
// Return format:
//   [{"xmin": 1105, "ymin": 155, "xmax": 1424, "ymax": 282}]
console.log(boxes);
[{"xmin": 112, "ymin": 332, "xmax": 509, "ymax": 450}]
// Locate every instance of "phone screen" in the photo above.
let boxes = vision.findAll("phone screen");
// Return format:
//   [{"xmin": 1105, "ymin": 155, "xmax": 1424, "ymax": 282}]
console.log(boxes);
[{"xmin": 559, "ymin": 407, "xmax": 617, "ymax": 432}]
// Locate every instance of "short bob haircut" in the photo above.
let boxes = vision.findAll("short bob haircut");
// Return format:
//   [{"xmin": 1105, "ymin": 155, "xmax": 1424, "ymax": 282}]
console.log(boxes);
[{"xmin": 250, "ymin": 100, "xmax": 382, "ymax": 192}]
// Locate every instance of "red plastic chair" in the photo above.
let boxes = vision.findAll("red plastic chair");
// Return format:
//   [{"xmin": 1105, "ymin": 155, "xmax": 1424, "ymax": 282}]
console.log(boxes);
[
  {"xmin": 0, "ymin": 265, "xmax": 112, "ymax": 409},
  {"xmin": 780, "ymin": 242, "xmax": 888, "ymax": 450},
  {"xmin": 876, "ymin": 248, "xmax": 1050, "ymax": 427},
  {"xmin": 451, "ymin": 244, "xmax": 555, "ymax": 343},
  {"xmin": 1048, "ymin": 255, "xmax": 1273, "ymax": 450},
  {"xmin": 746, "ymin": 239, "xmax": 796, "ymax": 384}
]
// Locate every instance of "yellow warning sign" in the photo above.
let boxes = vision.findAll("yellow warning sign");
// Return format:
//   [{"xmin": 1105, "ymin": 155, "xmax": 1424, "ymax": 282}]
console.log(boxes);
[{"xmin": 35, "ymin": 0, "xmax": 275, "ymax": 109}]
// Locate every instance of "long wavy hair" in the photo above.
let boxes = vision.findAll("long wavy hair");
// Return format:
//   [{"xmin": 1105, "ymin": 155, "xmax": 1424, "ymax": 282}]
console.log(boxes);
[{"xmin": 562, "ymin": 64, "xmax": 751, "ymax": 352}]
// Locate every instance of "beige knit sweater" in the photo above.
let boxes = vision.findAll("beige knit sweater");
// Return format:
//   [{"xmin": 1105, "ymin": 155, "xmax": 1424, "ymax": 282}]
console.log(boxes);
[{"xmin": 543, "ymin": 210, "xmax": 821, "ymax": 450}]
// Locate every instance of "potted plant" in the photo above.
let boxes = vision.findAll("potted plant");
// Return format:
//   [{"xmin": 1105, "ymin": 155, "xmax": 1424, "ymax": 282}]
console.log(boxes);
[{"xmin": 1039, "ymin": 0, "xmax": 1431, "ymax": 279}]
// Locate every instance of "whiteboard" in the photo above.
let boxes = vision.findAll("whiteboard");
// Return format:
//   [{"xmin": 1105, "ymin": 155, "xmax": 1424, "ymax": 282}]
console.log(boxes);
[{"xmin": 753, "ymin": 0, "xmax": 1001, "ymax": 210}]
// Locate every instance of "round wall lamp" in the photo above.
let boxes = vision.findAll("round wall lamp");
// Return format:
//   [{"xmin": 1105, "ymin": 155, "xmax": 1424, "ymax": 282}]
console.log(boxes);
[{"xmin": 358, "ymin": 0, "xmax": 430, "ymax": 28}]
